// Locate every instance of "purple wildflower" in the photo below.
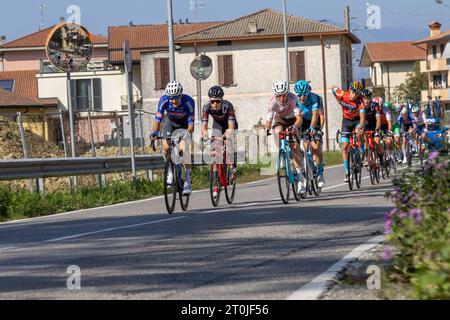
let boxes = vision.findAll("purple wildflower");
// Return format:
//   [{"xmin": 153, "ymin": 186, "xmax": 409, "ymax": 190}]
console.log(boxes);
[
  {"xmin": 409, "ymin": 208, "xmax": 423, "ymax": 224},
  {"xmin": 384, "ymin": 218, "xmax": 393, "ymax": 234},
  {"xmin": 428, "ymin": 151, "xmax": 439, "ymax": 161},
  {"xmin": 399, "ymin": 212, "xmax": 408, "ymax": 219}
]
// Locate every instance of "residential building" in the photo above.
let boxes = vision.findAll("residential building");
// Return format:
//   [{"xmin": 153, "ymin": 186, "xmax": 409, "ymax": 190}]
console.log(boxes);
[
  {"xmin": 359, "ymin": 41, "xmax": 427, "ymax": 102},
  {"xmin": 141, "ymin": 8, "xmax": 360, "ymax": 149},
  {"xmin": 414, "ymin": 21, "xmax": 450, "ymax": 111}
]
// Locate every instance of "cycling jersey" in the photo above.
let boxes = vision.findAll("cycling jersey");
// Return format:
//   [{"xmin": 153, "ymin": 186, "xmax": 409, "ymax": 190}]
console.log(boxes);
[
  {"xmin": 267, "ymin": 93, "xmax": 300, "ymax": 122},
  {"xmin": 297, "ymin": 92, "xmax": 322, "ymax": 121},
  {"xmin": 202, "ymin": 100, "xmax": 236, "ymax": 126},
  {"xmin": 332, "ymin": 88, "xmax": 365, "ymax": 120},
  {"xmin": 378, "ymin": 105, "xmax": 392, "ymax": 126},
  {"xmin": 412, "ymin": 112, "xmax": 426, "ymax": 127},
  {"xmin": 365, "ymin": 97, "xmax": 383, "ymax": 130},
  {"xmin": 155, "ymin": 95, "xmax": 195, "ymax": 126}
]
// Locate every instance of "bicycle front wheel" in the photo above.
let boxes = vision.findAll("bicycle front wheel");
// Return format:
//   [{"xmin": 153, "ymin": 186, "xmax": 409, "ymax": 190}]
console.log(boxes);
[
  {"xmin": 179, "ymin": 165, "xmax": 190, "ymax": 212},
  {"xmin": 347, "ymin": 148, "xmax": 354, "ymax": 191},
  {"xmin": 210, "ymin": 165, "xmax": 221, "ymax": 207},
  {"xmin": 277, "ymin": 151, "xmax": 290, "ymax": 204},
  {"xmin": 164, "ymin": 160, "xmax": 177, "ymax": 214},
  {"xmin": 225, "ymin": 165, "xmax": 236, "ymax": 205}
]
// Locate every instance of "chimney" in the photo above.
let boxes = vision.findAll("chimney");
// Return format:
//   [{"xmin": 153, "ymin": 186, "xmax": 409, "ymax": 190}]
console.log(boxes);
[
  {"xmin": 429, "ymin": 21, "xmax": 442, "ymax": 38},
  {"xmin": 179, "ymin": 19, "xmax": 183, "ymax": 24},
  {"xmin": 186, "ymin": 18, "xmax": 189, "ymax": 24},
  {"xmin": 248, "ymin": 20, "xmax": 258, "ymax": 34},
  {"xmin": 0, "ymin": 36, "xmax": 6, "ymax": 46},
  {"xmin": 60, "ymin": 16, "xmax": 65, "ymax": 23}
]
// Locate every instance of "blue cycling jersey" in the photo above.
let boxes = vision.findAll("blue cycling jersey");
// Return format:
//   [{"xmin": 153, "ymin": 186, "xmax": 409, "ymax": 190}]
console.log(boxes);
[
  {"xmin": 297, "ymin": 92, "xmax": 322, "ymax": 121},
  {"xmin": 155, "ymin": 95, "xmax": 196, "ymax": 125}
]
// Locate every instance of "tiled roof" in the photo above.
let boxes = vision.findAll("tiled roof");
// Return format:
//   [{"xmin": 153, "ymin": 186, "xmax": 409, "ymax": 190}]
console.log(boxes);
[
  {"xmin": 360, "ymin": 41, "xmax": 427, "ymax": 67},
  {"xmin": 176, "ymin": 8, "xmax": 360, "ymax": 43},
  {"xmin": 108, "ymin": 22, "xmax": 220, "ymax": 63},
  {"xmin": 0, "ymin": 70, "xmax": 58, "ymax": 106},
  {"xmin": 0, "ymin": 26, "xmax": 107, "ymax": 49},
  {"xmin": 413, "ymin": 30, "xmax": 450, "ymax": 44},
  {"xmin": 0, "ymin": 88, "xmax": 46, "ymax": 107}
]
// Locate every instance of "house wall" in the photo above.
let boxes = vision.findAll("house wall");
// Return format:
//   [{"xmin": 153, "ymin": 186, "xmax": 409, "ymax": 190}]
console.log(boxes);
[{"xmin": 141, "ymin": 35, "xmax": 351, "ymax": 149}]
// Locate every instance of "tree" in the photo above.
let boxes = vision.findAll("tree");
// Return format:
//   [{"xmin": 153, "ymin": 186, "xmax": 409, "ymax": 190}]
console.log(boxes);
[{"xmin": 393, "ymin": 62, "xmax": 427, "ymax": 104}]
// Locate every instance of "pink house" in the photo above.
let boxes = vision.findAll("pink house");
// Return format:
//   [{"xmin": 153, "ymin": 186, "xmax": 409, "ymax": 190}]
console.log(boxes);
[{"xmin": 0, "ymin": 25, "xmax": 108, "ymax": 72}]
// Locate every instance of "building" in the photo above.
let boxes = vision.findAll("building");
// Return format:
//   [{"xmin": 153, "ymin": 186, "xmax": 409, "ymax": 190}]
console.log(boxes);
[
  {"xmin": 141, "ymin": 8, "xmax": 360, "ymax": 149},
  {"xmin": 359, "ymin": 41, "xmax": 427, "ymax": 101},
  {"xmin": 413, "ymin": 21, "xmax": 450, "ymax": 111}
]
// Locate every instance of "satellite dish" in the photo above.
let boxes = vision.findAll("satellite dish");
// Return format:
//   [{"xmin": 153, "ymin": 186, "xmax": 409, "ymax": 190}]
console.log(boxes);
[
  {"xmin": 190, "ymin": 54, "xmax": 213, "ymax": 81},
  {"xmin": 45, "ymin": 22, "xmax": 94, "ymax": 73}
]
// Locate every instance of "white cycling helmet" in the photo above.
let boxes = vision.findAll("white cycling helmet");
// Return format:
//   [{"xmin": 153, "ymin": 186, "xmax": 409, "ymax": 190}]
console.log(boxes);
[
  {"xmin": 165, "ymin": 81, "xmax": 184, "ymax": 97},
  {"xmin": 411, "ymin": 105, "xmax": 420, "ymax": 113},
  {"xmin": 272, "ymin": 81, "xmax": 289, "ymax": 95}
]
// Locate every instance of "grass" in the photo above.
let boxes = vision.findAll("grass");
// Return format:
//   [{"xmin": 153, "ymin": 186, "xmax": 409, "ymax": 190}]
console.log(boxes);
[{"xmin": 0, "ymin": 152, "xmax": 342, "ymax": 222}]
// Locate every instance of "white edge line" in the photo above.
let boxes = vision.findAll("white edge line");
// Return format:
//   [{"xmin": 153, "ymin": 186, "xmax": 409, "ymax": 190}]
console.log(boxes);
[
  {"xmin": 287, "ymin": 235, "xmax": 385, "ymax": 300},
  {"xmin": 0, "ymin": 165, "xmax": 345, "ymax": 226}
]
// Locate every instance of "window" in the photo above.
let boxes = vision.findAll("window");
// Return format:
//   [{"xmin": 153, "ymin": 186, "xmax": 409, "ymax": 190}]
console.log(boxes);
[
  {"xmin": 432, "ymin": 45, "xmax": 437, "ymax": 59},
  {"xmin": 440, "ymin": 43, "xmax": 446, "ymax": 58},
  {"xmin": 433, "ymin": 74, "xmax": 443, "ymax": 89},
  {"xmin": 218, "ymin": 55, "xmax": 234, "ymax": 86},
  {"xmin": 70, "ymin": 78, "xmax": 102, "ymax": 111},
  {"xmin": 289, "ymin": 36, "xmax": 304, "ymax": 42},
  {"xmin": 154, "ymin": 58, "xmax": 169, "ymax": 90},
  {"xmin": 217, "ymin": 40, "xmax": 232, "ymax": 46},
  {"xmin": 289, "ymin": 51, "xmax": 305, "ymax": 82},
  {"xmin": 0, "ymin": 80, "xmax": 14, "ymax": 92}
]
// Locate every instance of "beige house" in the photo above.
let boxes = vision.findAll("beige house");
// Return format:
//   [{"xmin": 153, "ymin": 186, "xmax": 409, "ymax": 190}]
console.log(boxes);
[
  {"xmin": 413, "ymin": 21, "xmax": 450, "ymax": 111},
  {"xmin": 141, "ymin": 8, "xmax": 360, "ymax": 150},
  {"xmin": 359, "ymin": 41, "xmax": 427, "ymax": 101}
]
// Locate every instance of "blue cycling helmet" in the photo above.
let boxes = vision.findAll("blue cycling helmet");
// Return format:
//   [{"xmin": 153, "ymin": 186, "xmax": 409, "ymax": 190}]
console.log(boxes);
[{"xmin": 294, "ymin": 80, "xmax": 311, "ymax": 96}]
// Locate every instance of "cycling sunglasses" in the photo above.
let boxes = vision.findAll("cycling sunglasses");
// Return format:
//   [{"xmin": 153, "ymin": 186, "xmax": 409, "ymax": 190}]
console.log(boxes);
[
  {"xmin": 168, "ymin": 95, "xmax": 182, "ymax": 101},
  {"xmin": 210, "ymin": 99, "xmax": 222, "ymax": 104}
]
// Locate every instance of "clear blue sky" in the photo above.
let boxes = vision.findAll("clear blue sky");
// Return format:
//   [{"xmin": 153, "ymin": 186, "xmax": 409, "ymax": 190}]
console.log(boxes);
[{"xmin": 1, "ymin": 0, "xmax": 449, "ymax": 41}]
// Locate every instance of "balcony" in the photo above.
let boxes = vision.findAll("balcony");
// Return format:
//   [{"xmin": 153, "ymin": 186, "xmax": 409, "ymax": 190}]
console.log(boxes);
[
  {"xmin": 421, "ymin": 88, "xmax": 450, "ymax": 102},
  {"xmin": 420, "ymin": 58, "xmax": 450, "ymax": 73}
]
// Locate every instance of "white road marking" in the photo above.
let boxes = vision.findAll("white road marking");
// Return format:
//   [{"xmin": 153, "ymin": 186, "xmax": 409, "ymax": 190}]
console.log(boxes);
[{"xmin": 287, "ymin": 235, "xmax": 385, "ymax": 300}]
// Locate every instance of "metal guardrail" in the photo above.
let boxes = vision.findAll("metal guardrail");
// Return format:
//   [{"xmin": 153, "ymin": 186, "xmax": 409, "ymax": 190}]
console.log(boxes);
[{"xmin": 0, "ymin": 156, "xmax": 165, "ymax": 181}]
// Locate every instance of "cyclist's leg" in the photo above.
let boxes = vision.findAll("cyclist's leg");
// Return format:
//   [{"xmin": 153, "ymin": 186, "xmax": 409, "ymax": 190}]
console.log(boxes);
[
  {"xmin": 162, "ymin": 118, "xmax": 175, "ymax": 160},
  {"xmin": 341, "ymin": 119, "xmax": 355, "ymax": 178}
]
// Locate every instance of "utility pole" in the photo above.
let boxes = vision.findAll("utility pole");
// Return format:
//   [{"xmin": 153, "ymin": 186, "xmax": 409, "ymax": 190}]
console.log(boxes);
[
  {"xmin": 282, "ymin": 0, "xmax": 290, "ymax": 83},
  {"xmin": 344, "ymin": 6, "xmax": 350, "ymax": 31},
  {"xmin": 167, "ymin": 0, "xmax": 176, "ymax": 81},
  {"xmin": 39, "ymin": 4, "xmax": 46, "ymax": 31}
]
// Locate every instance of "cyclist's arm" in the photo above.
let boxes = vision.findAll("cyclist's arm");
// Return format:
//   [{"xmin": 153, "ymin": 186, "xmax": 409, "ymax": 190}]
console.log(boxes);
[
  {"xmin": 359, "ymin": 103, "xmax": 366, "ymax": 129},
  {"xmin": 152, "ymin": 97, "xmax": 166, "ymax": 133},
  {"xmin": 201, "ymin": 105, "xmax": 209, "ymax": 137},
  {"xmin": 311, "ymin": 110, "xmax": 320, "ymax": 129},
  {"xmin": 375, "ymin": 114, "xmax": 382, "ymax": 131},
  {"xmin": 331, "ymin": 87, "xmax": 343, "ymax": 102},
  {"xmin": 187, "ymin": 99, "xmax": 196, "ymax": 135},
  {"xmin": 265, "ymin": 100, "xmax": 275, "ymax": 130},
  {"xmin": 387, "ymin": 111, "xmax": 393, "ymax": 132},
  {"xmin": 227, "ymin": 103, "xmax": 237, "ymax": 130}
]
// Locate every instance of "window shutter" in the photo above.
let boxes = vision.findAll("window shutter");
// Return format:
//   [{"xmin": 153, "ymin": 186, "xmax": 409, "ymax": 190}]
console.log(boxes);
[
  {"xmin": 70, "ymin": 80, "xmax": 77, "ymax": 110},
  {"xmin": 161, "ymin": 58, "xmax": 170, "ymax": 88},
  {"xmin": 289, "ymin": 52, "xmax": 297, "ymax": 82},
  {"xmin": 297, "ymin": 51, "xmax": 306, "ymax": 81},
  {"xmin": 93, "ymin": 78, "xmax": 102, "ymax": 111},
  {"xmin": 154, "ymin": 58, "xmax": 163, "ymax": 90},
  {"xmin": 225, "ymin": 55, "xmax": 233, "ymax": 86},
  {"xmin": 218, "ymin": 55, "xmax": 226, "ymax": 86}
]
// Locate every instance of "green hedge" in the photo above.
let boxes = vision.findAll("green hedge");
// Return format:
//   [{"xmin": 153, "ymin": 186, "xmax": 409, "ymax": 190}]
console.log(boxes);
[{"xmin": 385, "ymin": 152, "xmax": 450, "ymax": 299}]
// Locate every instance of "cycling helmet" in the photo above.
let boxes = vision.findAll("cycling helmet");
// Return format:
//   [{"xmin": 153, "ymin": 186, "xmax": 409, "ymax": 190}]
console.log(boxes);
[
  {"xmin": 384, "ymin": 102, "xmax": 393, "ymax": 110},
  {"xmin": 272, "ymin": 81, "xmax": 289, "ymax": 95},
  {"xmin": 165, "ymin": 81, "xmax": 184, "ymax": 97},
  {"xmin": 208, "ymin": 86, "xmax": 224, "ymax": 99},
  {"xmin": 294, "ymin": 80, "xmax": 311, "ymax": 96},
  {"xmin": 411, "ymin": 105, "xmax": 421, "ymax": 113},
  {"xmin": 349, "ymin": 80, "xmax": 363, "ymax": 93},
  {"xmin": 362, "ymin": 89, "xmax": 372, "ymax": 99}
]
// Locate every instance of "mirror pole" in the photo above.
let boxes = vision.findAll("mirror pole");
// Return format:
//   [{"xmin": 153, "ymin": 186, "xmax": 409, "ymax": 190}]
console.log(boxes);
[{"xmin": 66, "ymin": 72, "xmax": 78, "ymax": 186}]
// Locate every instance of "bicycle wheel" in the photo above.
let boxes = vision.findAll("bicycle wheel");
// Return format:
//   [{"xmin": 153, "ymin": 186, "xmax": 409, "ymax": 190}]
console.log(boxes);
[
  {"xmin": 300, "ymin": 154, "xmax": 310, "ymax": 199},
  {"xmin": 368, "ymin": 149, "xmax": 376, "ymax": 185},
  {"xmin": 210, "ymin": 165, "xmax": 221, "ymax": 207},
  {"xmin": 277, "ymin": 151, "xmax": 290, "ymax": 204},
  {"xmin": 225, "ymin": 165, "xmax": 236, "ymax": 205},
  {"xmin": 292, "ymin": 169, "xmax": 301, "ymax": 202},
  {"xmin": 347, "ymin": 148, "xmax": 354, "ymax": 191},
  {"xmin": 312, "ymin": 164, "xmax": 322, "ymax": 197},
  {"xmin": 374, "ymin": 155, "xmax": 381, "ymax": 184},
  {"xmin": 355, "ymin": 149, "xmax": 362, "ymax": 189},
  {"xmin": 178, "ymin": 165, "xmax": 190, "ymax": 212},
  {"xmin": 164, "ymin": 160, "xmax": 177, "ymax": 214}
]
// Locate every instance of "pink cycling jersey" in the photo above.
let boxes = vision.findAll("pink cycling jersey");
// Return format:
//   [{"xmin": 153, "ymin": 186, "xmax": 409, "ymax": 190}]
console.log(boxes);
[{"xmin": 267, "ymin": 93, "xmax": 300, "ymax": 121}]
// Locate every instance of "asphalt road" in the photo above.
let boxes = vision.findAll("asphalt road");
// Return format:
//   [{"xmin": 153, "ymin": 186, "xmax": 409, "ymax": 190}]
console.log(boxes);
[{"xmin": 0, "ymin": 164, "xmax": 394, "ymax": 300}]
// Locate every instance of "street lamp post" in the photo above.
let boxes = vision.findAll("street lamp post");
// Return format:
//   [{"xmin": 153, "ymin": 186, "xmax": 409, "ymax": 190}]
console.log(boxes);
[
  {"xmin": 282, "ymin": 0, "xmax": 290, "ymax": 83},
  {"xmin": 167, "ymin": 0, "xmax": 176, "ymax": 81}
]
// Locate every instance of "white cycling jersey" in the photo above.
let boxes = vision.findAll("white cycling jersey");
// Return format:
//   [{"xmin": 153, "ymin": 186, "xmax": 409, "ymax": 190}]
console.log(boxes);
[{"xmin": 267, "ymin": 93, "xmax": 300, "ymax": 122}]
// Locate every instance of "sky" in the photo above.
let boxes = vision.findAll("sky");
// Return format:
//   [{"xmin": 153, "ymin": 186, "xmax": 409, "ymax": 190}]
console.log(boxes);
[{"xmin": 1, "ymin": 0, "xmax": 450, "ymax": 78}]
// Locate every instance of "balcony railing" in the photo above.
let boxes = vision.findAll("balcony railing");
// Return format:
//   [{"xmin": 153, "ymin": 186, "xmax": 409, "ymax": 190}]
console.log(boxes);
[
  {"xmin": 420, "ymin": 59, "xmax": 450, "ymax": 73},
  {"xmin": 39, "ymin": 60, "xmax": 120, "ymax": 74},
  {"xmin": 422, "ymin": 88, "xmax": 450, "ymax": 101}
]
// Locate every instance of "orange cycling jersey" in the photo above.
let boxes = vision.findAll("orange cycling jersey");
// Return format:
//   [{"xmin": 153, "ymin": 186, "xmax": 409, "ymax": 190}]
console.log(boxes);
[{"xmin": 332, "ymin": 88, "xmax": 365, "ymax": 120}]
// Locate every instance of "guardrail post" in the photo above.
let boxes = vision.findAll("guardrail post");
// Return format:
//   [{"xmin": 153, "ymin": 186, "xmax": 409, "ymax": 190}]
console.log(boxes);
[{"xmin": 17, "ymin": 112, "xmax": 36, "ymax": 193}]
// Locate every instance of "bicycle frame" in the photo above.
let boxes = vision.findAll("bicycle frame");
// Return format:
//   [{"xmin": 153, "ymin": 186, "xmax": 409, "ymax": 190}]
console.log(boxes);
[{"xmin": 279, "ymin": 131, "xmax": 296, "ymax": 184}]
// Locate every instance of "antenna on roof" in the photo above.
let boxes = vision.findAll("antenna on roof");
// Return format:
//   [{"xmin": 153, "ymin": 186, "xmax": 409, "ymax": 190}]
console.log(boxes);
[
  {"xmin": 189, "ymin": 0, "xmax": 205, "ymax": 22},
  {"xmin": 39, "ymin": 3, "xmax": 46, "ymax": 31}
]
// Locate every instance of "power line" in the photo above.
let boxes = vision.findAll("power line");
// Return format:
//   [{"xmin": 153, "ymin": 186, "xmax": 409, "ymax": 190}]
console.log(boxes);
[{"xmin": 352, "ymin": 9, "xmax": 450, "ymax": 17}]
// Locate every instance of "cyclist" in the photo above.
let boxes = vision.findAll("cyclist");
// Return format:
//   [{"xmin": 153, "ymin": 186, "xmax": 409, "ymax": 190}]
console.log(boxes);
[
  {"xmin": 332, "ymin": 81, "xmax": 366, "ymax": 183},
  {"xmin": 361, "ymin": 90, "xmax": 384, "ymax": 166},
  {"xmin": 377, "ymin": 102, "xmax": 394, "ymax": 165},
  {"xmin": 265, "ymin": 80, "xmax": 306, "ymax": 195},
  {"xmin": 411, "ymin": 105, "xmax": 427, "ymax": 160},
  {"xmin": 398, "ymin": 106, "xmax": 415, "ymax": 165},
  {"xmin": 391, "ymin": 103, "xmax": 403, "ymax": 153},
  {"xmin": 201, "ymin": 85, "xmax": 238, "ymax": 198},
  {"xmin": 151, "ymin": 81, "xmax": 195, "ymax": 195},
  {"xmin": 294, "ymin": 80, "xmax": 326, "ymax": 188}
]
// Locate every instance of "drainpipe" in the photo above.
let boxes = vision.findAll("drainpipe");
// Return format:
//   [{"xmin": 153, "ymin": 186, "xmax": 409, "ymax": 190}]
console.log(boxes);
[{"xmin": 320, "ymin": 35, "xmax": 330, "ymax": 152}]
